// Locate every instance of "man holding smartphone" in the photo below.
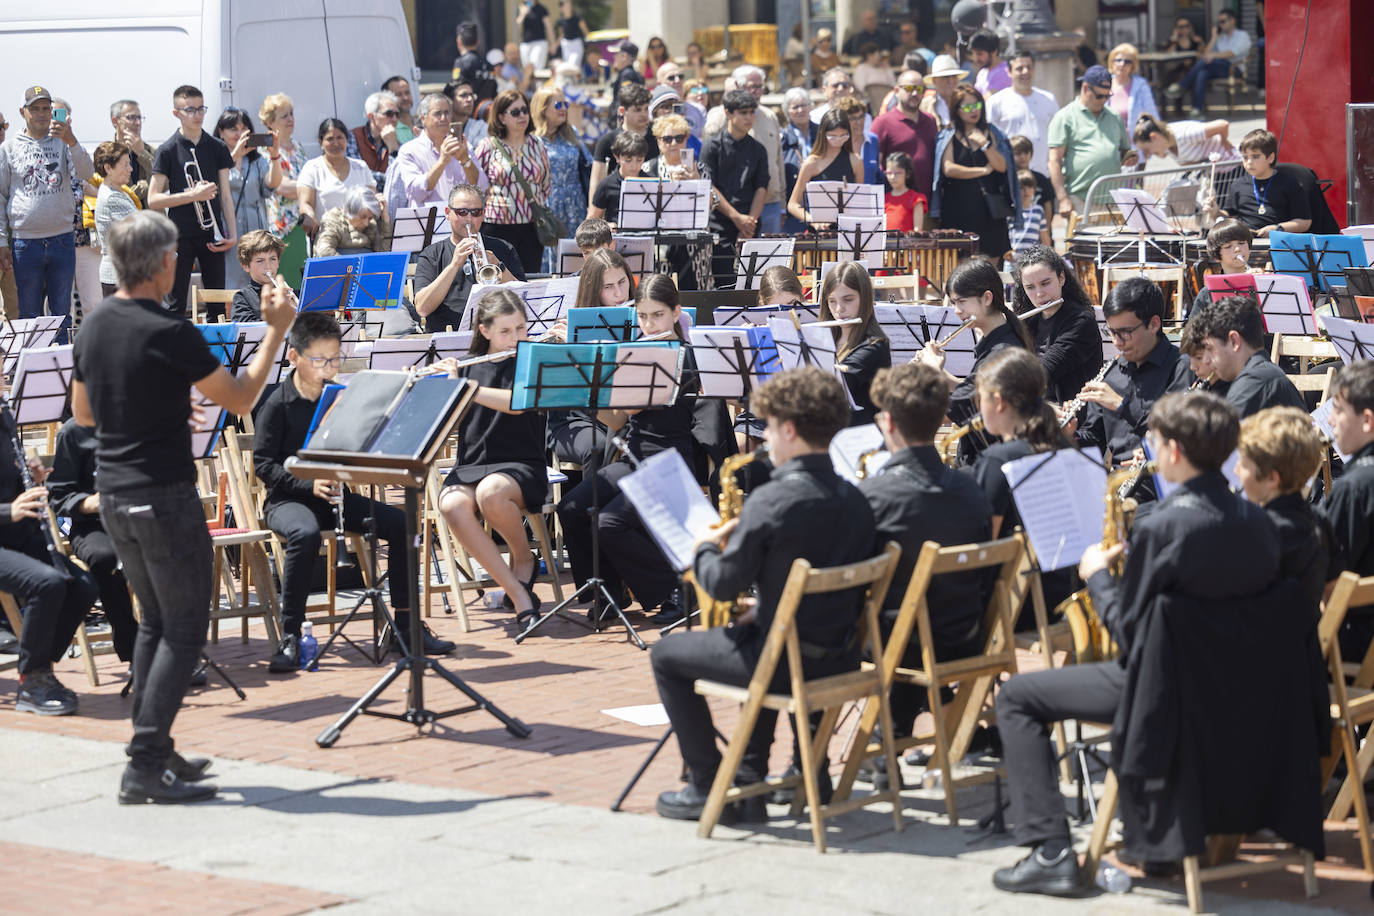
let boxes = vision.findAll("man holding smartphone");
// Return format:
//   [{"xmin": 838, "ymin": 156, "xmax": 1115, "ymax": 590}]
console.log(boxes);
[{"xmin": 0, "ymin": 86, "xmax": 94, "ymax": 327}]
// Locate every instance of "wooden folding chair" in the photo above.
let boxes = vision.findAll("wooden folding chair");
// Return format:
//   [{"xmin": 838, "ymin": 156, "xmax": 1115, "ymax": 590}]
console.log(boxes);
[
  {"xmin": 1317, "ymin": 572, "xmax": 1374, "ymax": 871},
  {"xmin": 194, "ymin": 452, "xmax": 282, "ymax": 647},
  {"xmin": 0, "ymin": 590, "xmax": 22, "ymax": 673},
  {"xmin": 695, "ymin": 542, "xmax": 903, "ymax": 853},
  {"xmin": 832, "ymin": 534, "xmax": 1029, "ymax": 824},
  {"xmin": 190, "ymin": 287, "xmax": 237, "ymax": 325}
]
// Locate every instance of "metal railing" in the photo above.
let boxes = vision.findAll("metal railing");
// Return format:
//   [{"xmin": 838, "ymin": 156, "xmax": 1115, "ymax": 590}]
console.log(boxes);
[{"xmin": 1077, "ymin": 159, "xmax": 1248, "ymax": 235}]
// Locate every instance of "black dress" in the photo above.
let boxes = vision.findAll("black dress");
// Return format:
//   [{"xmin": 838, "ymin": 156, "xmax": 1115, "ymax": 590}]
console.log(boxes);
[
  {"xmin": 444, "ymin": 356, "xmax": 548, "ymax": 509},
  {"xmin": 816, "ymin": 153, "xmax": 855, "ymax": 182},
  {"xmin": 838, "ymin": 335, "xmax": 891, "ymax": 426},
  {"xmin": 941, "ymin": 134, "xmax": 1011, "ymax": 259}
]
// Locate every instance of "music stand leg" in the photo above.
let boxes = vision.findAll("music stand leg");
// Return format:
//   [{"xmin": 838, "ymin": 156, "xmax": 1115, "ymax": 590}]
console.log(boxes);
[
  {"xmin": 311, "ymin": 515, "xmax": 399, "ymax": 668},
  {"xmin": 612, "ymin": 725, "xmax": 674, "ymax": 812},
  {"xmin": 199, "ymin": 652, "xmax": 245, "ymax": 700}
]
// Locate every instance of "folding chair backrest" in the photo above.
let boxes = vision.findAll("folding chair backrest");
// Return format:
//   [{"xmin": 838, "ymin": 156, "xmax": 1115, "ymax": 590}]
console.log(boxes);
[
  {"xmin": 1322, "ymin": 572, "xmax": 1374, "ymax": 688},
  {"xmin": 220, "ymin": 429, "xmax": 266, "ymax": 533}
]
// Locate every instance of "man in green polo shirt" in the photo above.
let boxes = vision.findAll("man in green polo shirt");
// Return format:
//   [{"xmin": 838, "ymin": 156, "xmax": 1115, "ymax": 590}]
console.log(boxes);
[{"xmin": 1047, "ymin": 65, "xmax": 1137, "ymax": 218}]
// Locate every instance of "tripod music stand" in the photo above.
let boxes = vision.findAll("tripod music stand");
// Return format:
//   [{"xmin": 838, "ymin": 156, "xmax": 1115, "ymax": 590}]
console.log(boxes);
[
  {"xmin": 836, "ymin": 215, "xmax": 887, "ymax": 269},
  {"xmin": 390, "ymin": 205, "xmax": 450, "ymax": 253},
  {"xmin": 804, "ymin": 181, "xmax": 883, "ymax": 224},
  {"xmin": 510, "ymin": 340, "xmax": 685, "ymax": 648},
  {"xmin": 735, "ymin": 239, "xmax": 796, "ymax": 290},
  {"xmin": 0, "ymin": 316, "xmax": 65, "ymax": 378},
  {"xmin": 290, "ymin": 371, "xmax": 531, "ymax": 745}
]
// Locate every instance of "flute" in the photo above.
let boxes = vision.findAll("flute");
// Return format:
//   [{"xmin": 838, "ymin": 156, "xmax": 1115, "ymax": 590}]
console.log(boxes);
[
  {"xmin": 935, "ymin": 297, "xmax": 1064, "ymax": 348},
  {"xmin": 806, "ymin": 317, "xmax": 863, "ymax": 328}
]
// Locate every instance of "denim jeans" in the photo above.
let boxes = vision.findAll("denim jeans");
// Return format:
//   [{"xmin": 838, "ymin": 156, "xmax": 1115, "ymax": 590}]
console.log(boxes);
[
  {"xmin": 1181, "ymin": 58, "xmax": 1234, "ymax": 110},
  {"xmin": 759, "ymin": 201, "xmax": 783, "ymax": 236},
  {"xmin": 101, "ymin": 483, "xmax": 214, "ymax": 772},
  {"xmin": 11, "ymin": 232, "xmax": 75, "ymax": 327}
]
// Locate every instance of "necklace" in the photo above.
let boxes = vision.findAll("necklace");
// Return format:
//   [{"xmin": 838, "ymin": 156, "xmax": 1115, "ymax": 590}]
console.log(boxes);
[{"xmin": 1251, "ymin": 173, "xmax": 1272, "ymax": 215}]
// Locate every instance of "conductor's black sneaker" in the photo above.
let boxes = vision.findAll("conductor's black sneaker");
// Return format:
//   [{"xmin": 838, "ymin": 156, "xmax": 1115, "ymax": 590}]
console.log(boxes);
[
  {"xmin": 16, "ymin": 669, "xmax": 77, "ymax": 716},
  {"xmin": 119, "ymin": 766, "xmax": 218, "ymax": 805},
  {"xmin": 268, "ymin": 634, "xmax": 299, "ymax": 673},
  {"xmin": 992, "ymin": 846, "xmax": 1089, "ymax": 897}
]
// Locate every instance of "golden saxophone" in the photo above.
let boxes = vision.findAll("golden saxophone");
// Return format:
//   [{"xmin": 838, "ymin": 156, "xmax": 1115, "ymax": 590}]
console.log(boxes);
[
  {"xmin": 938, "ymin": 415, "xmax": 983, "ymax": 468},
  {"xmin": 856, "ymin": 445, "xmax": 885, "ymax": 479},
  {"xmin": 687, "ymin": 446, "xmax": 765, "ymax": 628},
  {"xmin": 1054, "ymin": 462, "xmax": 1154, "ymax": 663}
]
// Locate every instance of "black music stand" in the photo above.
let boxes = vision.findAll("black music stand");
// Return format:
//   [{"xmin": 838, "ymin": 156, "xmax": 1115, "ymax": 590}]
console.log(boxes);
[
  {"xmin": 1253, "ymin": 275, "xmax": 1319, "ymax": 336},
  {"xmin": 390, "ymin": 204, "xmax": 449, "ymax": 254},
  {"xmin": 735, "ymin": 239, "xmax": 795, "ymax": 290},
  {"xmin": 836, "ymin": 215, "xmax": 887, "ymax": 269},
  {"xmin": 1271, "ymin": 233, "xmax": 1366, "ymax": 294},
  {"xmin": 1319, "ymin": 315, "xmax": 1374, "ymax": 364},
  {"xmin": 804, "ymin": 181, "xmax": 882, "ymax": 224},
  {"xmin": 689, "ymin": 329, "xmax": 779, "ymax": 400},
  {"xmin": 289, "ymin": 373, "xmax": 531, "ymax": 745},
  {"xmin": 512, "ymin": 342, "xmax": 684, "ymax": 649},
  {"xmin": 9, "ymin": 347, "xmax": 73, "ymax": 426}
]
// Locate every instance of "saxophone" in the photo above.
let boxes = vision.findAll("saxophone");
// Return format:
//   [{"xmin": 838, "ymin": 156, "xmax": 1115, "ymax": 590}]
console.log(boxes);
[
  {"xmin": 688, "ymin": 447, "xmax": 766, "ymax": 628},
  {"xmin": 855, "ymin": 446, "xmax": 885, "ymax": 479},
  {"xmin": 938, "ymin": 415, "xmax": 984, "ymax": 468},
  {"xmin": 1054, "ymin": 463, "xmax": 1151, "ymax": 662}
]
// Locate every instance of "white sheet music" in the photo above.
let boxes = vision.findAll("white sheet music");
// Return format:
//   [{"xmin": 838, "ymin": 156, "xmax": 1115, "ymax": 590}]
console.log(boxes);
[
  {"xmin": 618, "ymin": 448, "xmax": 720, "ymax": 572},
  {"xmin": 369, "ymin": 331, "xmax": 473, "ymax": 370},
  {"xmin": 830, "ymin": 423, "xmax": 889, "ymax": 483},
  {"xmin": 1002, "ymin": 449, "xmax": 1109, "ymax": 571},
  {"xmin": 883, "ymin": 304, "xmax": 977, "ymax": 377},
  {"xmin": 1150, "ymin": 447, "xmax": 1243, "ymax": 498},
  {"xmin": 689, "ymin": 327, "xmax": 774, "ymax": 398},
  {"xmin": 1312, "ymin": 399, "xmax": 1353, "ymax": 464},
  {"xmin": 767, "ymin": 317, "xmax": 838, "ymax": 371},
  {"xmin": 464, "ymin": 277, "xmax": 579, "ymax": 335},
  {"xmin": 607, "ymin": 344, "xmax": 683, "ymax": 409},
  {"xmin": 10, "ymin": 344, "xmax": 73, "ymax": 426},
  {"xmin": 617, "ymin": 178, "xmax": 712, "ymax": 231},
  {"xmin": 836, "ymin": 215, "xmax": 887, "ymax": 269},
  {"xmin": 1, "ymin": 316, "xmax": 65, "ymax": 378},
  {"xmin": 1093, "ymin": 306, "xmax": 1120, "ymax": 359},
  {"xmin": 389, "ymin": 204, "xmax": 450, "ymax": 253},
  {"xmin": 736, "ymin": 239, "xmax": 796, "ymax": 289},
  {"xmin": 188, "ymin": 386, "xmax": 225, "ymax": 459},
  {"xmin": 805, "ymin": 181, "xmax": 884, "ymax": 222},
  {"xmin": 713, "ymin": 303, "xmax": 821, "ymax": 326},
  {"xmin": 1254, "ymin": 273, "xmax": 1317, "ymax": 335},
  {"xmin": 1111, "ymin": 188, "xmax": 1173, "ymax": 234},
  {"xmin": 1317, "ymin": 314, "xmax": 1374, "ymax": 364}
]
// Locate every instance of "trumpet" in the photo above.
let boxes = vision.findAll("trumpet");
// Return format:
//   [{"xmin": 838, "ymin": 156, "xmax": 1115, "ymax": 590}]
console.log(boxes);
[
  {"xmin": 465, "ymin": 225, "xmax": 502, "ymax": 285},
  {"xmin": 184, "ymin": 146, "xmax": 225, "ymax": 244}
]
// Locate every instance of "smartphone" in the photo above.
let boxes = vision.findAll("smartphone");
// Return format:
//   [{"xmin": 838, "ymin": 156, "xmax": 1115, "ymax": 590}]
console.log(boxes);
[
  {"xmin": 670, "ymin": 102, "xmax": 684, "ymax": 116},
  {"xmin": 450, "ymin": 123, "xmax": 465, "ymax": 139},
  {"xmin": 247, "ymin": 132, "xmax": 273, "ymax": 148},
  {"xmin": 53, "ymin": 108, "xmax": 68, "ymax": 123},
  {"xmin": 681, "ymin": 148, "xmax": 694, "ymax": 169}
]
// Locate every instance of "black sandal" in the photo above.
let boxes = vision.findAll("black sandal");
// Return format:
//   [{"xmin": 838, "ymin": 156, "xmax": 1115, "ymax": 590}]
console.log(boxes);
[
  {"xmin": 515, "ymin": 605, "xmax": 540, "ymax": 630},
  {"xmin": 503, "ymin": 564, "xmax": 540, "ymax": 610}
]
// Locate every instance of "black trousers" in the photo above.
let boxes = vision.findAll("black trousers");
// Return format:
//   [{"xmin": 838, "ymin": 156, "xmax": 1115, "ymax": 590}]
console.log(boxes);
[
  {"xmin": 100, "ymin": 483, "xmax": 212, "ymax": 773},
  {"xmin": 264, "ymin": 492, "xmax": 409, "ymax": 636},
  {"xmin": 710, "ymin": 228, "xmax": 739, "ymax": 289},
  {"xmin": 883, "ymin": 621, "xmax": 983, "ymax": 738},
  {"xmin": 998, "ymin": 661, "xmax": 1126, "ymax": 846},
  {"xmin": 2, "ymin": 530, "xmax": 98, "ymax": 676},
  {"xmin": 69, "ymin": 526, "xmax": 138, "ymax": 662},
  {"xmin": 164, "ymin": 233, "xmax": 226, "ymax": 316},
  {"xmin": 652, "ymin": 625, "xmax": 857, "ymax": 789},
  {"xmin": 557, "ymin": 461, "xmax": 677, "ymax": 611},
  {"xmin": 484, "ymin": 221, "xmax": 543, "ymax": 275},
  {"xmin": 548, "ymin": 413, "xmax": 607, "ymax": 477}
]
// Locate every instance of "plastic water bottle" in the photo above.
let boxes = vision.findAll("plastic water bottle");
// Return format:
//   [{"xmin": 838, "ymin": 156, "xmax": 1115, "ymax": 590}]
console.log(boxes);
[
  {"xmin": 299, "ymin": 621, "xmax": 318, "ymax": 670},
  {"xmin": 1095, "ymin": 862, "xmax": 1132, "ymax": 894}
]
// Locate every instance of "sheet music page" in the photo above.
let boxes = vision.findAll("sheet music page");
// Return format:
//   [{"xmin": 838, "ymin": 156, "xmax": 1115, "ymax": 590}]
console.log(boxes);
[
  {"xmin": 837, "ymin": 214, "xmax": 887, "ymax": 269},
  {"xmin": 898, "ymin": 304, "xmax": 977, "ymax": 377},
  {"xmin": 1312, "ymin": 400, "xmax": 1353, "ymax": 463},
  {"xmin": 389, "ymin": 205, "xmax": 449, "ymax": 253},
  {"xmin": 1317, "ymin": 314, "xmax": 1374, "ymax": 364},
  {"xmin": 1146, "ymin": 443, "xmax": 1243, "ymax": 498},
  {"xmin": 11, "ymin": 344, "xmax": 74, "ymax": 426},
  {"xmin": 875, "ymin": 305, "xmax": 925, "ymax": 364},
  {"xmin": 618, "ymin": 448, "xmax": 720, "ymax": 572},
  {"xmin": 1092, "ymin": 306, "xmax": 1120, "ymax": 359},
  {"xmin": 369, "ymin": 336, "xmax": 435, "ymax": 370},
  {"xmin": 736, "ymin": 239, "xmax": 796, "ymax": 289},
  {"xmin": 612, "ymin": 235, "xmax": 656, "ymax": 280},
  {"xmin": 188, "ymin": 386, "xmax": 226, "ymax": 459},
  {"xmin": 713, "ymin": 303, "xmax": 821, "ymax": 327},
  {"xmin": 555, "ymin": 238, "xmax": 583, "ymax": 276},
  {"xmin": 766, "ymin": 317, "xmax": 838, "ymax": 371},
  {"xmin": 617, "ymin": 178, "xmax": 711, "ymax": 231},
  {"xmin": 1254, "ymin": 273, "xmax": 1317, "ymax": 335},
  {"xmin": 1, "ymin": 316, "xmax": 66, "ymax": 377},
  {"xmin": 568, "ymin": 306, "xmax": 636, "ymax": 343},
  {"xmin": 465, "ymin": 277, "xmax": 580, "ymax": 335},
  {"xmin": 805, "ymin": 182, "xmax": 884, "ymax": 222},
  {"xmin": 689, "ymin": 327, "xmax": 778, "ymax": 398},
  {"xmin": 1002, "ymin": 449, "xmax": 1108, "ymax": 571},
  {"xmin": 1110, "ymin": 188, "xmax": 1173, "ymax": 234},
  {"xmin": 608, "ymin": 342, "xmax": 682, "ymax": 408},
  {"xmin": 829, "ymin": 423, "xmax": 889, "ymax": 482}
]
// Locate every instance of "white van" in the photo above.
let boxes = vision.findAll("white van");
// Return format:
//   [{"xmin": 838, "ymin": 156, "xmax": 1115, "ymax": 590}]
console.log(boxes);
[{"xmin": 0, "ymin": 0, "xmax": 420, "ymax": 153}]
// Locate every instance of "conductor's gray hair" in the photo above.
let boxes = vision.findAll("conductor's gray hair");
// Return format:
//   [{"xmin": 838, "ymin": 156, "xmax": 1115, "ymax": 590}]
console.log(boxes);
[{"xmin": 109, "ymin": 211, "xmax": 177, "ymax": 288}]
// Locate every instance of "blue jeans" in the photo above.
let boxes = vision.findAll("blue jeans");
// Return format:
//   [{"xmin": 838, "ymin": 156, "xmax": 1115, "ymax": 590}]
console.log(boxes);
[
  {"xmin": 1181, "ymin": 58, "xmax": 1234, "ymax": 110},
  {"xmin": 101, "ymin": 483, "xmax": 214, "ymax": 772},
  {"xmin": 11, "ymin": 233, "xmax": 75, "ymax": 325},
  {"xmin": 759, "ymin": 201, "xmax": 783, "ymax": 236}
]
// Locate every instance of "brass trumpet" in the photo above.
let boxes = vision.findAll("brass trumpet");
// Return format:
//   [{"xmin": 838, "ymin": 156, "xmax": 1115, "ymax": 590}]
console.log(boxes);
[
  {"xmin": 465, "ymin": 225, "xmax": 502, "ymax": 285},
  {"xmin": 184, "ymin": 146, "xmax": 226, "ymax": 244}
]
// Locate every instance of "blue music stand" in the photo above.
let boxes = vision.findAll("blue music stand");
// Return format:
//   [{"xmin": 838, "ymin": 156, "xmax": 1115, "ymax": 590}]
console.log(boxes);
[
  {"xmin": 299, "ymin": 252, "xmax": 409, "ymax": 313},
  {"xmin": 1270, "ymin": 231, "xmax": 1369, "ymax": 294}
]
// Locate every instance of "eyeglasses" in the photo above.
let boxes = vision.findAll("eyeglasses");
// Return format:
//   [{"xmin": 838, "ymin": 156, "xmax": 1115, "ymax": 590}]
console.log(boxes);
[
  {"xmin": 1107, "ymin": 321, "xmax": 1145, "ymax": 341},
  {"xmin": 379, "ymin": 109, "xmax": 400, "ymax": 118},
  {"xmin": 659, "ymin": 133, "xmax": 687, "ymax": 144},
  {"xmin": 550, "ymin": 100, "xmax": 569, "ymax": 110},
  {"xmin": 663, "ymin": 73, "xmax": 684, "ymax": 82},
  {"xmin": 505, "ymin": 107, "xmax": 529, "ymax": 117},
  {"xmin": 120, "ymin": 114, "xmax": 145, "ymax": 122},
  {"xmin": 176, "ymin": 106, "xmax": 209, "ymax": 115},
  {"xmin": 959, "ymin": 102, "xmax": 983, "ymax": 112},
  {"xmin": 828, "ymin": 81, "xmax": 853, "ymax": 90},
  {"xmin": 448, "ymin": 206, "xmax": 483, "ymax": 217},
  {"xmin": 306, "ymin": 355, "xmax": 344, "ymax": 368}
]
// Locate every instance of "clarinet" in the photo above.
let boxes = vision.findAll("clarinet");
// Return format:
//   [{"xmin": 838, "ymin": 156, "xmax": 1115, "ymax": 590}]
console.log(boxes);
[
  {"xmin": 1059, "ymin": 358, "xmax": 1117, "ymax": 428},
  {"xmin": 0, "ymin": 395, "xmax": 70, "ymax": 580},
  {"xmin": 331, "ymin": 484, "xmax": 353, "ymax": 569}
]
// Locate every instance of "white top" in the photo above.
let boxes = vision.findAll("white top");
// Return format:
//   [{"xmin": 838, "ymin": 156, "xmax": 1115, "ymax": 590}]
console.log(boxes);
[
  {"xmin": 986, "ymin": 86, "xmax": 1060, "ymax": 174},
  {"xmin": 297, "ymin": 156, "xmax": 373, "ymax": 214},
  {"xmin": 1170, "ymin": 120, "xmax": 1239, "ymax": 164},
  {"xmin": 94, "ymin": 182, "xmax": 140, "ymax": 286},
  {"xmin": 1214, "ymin": 29, "xmax": 1252, "ymax": 66},
  {"xmin": 853, "ymin": 62, "xmax": 895, "ymax": 94}
]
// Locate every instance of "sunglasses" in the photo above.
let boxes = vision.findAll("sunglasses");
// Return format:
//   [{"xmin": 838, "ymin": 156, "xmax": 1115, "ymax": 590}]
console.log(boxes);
[
  {"xmin": 897, "ymin": 83, "xmax": 922, "ymax": 92},
  {"xmin": 448, "ymin": 207, "xmax": 483, "ymax": 217},
  {"xmin": 829, "ymin": 81, "xmax": 853, "ymax": 90},
  {"xmin": 659, "ymin": 133, "xmax": 687, "ymax": 144},
  {"xmin": 689, "ymin": 87, "xmax": 708, "ymax": 95},
  {"xmin": 505, "ymin": 107, "xmax": 529, "ymax": 117},
  {"xmin": 550, "ymin": 100, "xmax": 569, "ymax": 110},
  {"xmin": 959, "ymin": 102, "xmax": 983, "ymax": 112},
  {"xmin": 663, "ymin": 73, "xmax": 684, "ymax": 82},
  {"xmin": 1090, "ymin": 90, "xmax": 1111, "ymax": 100},
  {"xmin": 379, "ymin": 109, "xmax": 400, "ymax": 118}
]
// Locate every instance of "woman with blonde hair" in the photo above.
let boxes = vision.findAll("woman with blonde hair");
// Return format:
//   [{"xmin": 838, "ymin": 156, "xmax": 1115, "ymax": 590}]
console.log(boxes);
[
  {"xmin": 259, "ymin": 93, "xmax": 307, "ymax": 237},
  {"xmin": 531, "ymin": 85, "xmax": 590, "ymax": 273},
  {"xmin": 1107, "ymin": 43, "xmax": 1160, "ymax": 148}
]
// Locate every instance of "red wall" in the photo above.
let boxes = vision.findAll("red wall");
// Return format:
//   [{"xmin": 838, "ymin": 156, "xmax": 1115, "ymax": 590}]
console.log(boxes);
[{"xmin": 1265, "ymin": 0, "xmax": 1374, "ymax": 225}]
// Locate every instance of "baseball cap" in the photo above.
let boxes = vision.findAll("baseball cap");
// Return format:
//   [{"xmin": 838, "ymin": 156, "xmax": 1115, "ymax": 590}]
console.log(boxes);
[
  {"xmin": 649, "ymin": 84, "xmax": 679, "ymax": 115},
  {"xmin": 23, "ymin": 86, "xmax": 52, "ymax": 106},
  {"xmin": 610, "ymin": 40, "xmax": 639, "ymax": 59},
  {"xmin": 1079, "ymin": 65, "xmax": 1112, "ymax": 90},
  {"xmin": 928, "ymin": 55, "xmax": 967, "ymax": 79}
]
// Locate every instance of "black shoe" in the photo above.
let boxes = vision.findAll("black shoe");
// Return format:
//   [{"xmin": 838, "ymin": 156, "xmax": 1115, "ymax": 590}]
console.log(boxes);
[
  {"xmin": 503, "ymin": 568, "xmax": 541, "ymax": 611},
  {"xmin": 857, "ymin": 753, "xmax": 905, "ymax": 790},
  {"xmin": 650, "ymin": 590, "xmax": 685, "ymax": 626},
  {"xmin": 119, "ymin": 766, "xmax": 218, "ymax": 805},
  {"xmin": 992, "ymin": 846, "xmax": 1089, "ymax": 897},
  {"xmin": 15, "ymin": 669, "xmax": 78, "ymax": 716},
  {"xmin": 391, "ymin": 615, "xmax": 456, "ymax": 655},
  {"xmin": 586, "ymin": 601, "xmax": 621, "ymax": 628},
  {"xmin": 268, "ymin": 634, "xmax": 299, "ymax": 673},
  {"xmin": 969, "ymin": 724, "xmax": 1003, "ymax": 759},
  {"xmin": 656, "ymin": 782, "xmax": 712, "ymax": 820},
  {"xmin": 188, "ymin": 660, "xmax": 208, "ymax": 687},
  {"xmin": 166, "ymin": 750, "xmax": 213, "ymax": 782},
  {"xmin": 766, "ymin": 763, "xmax": 834, "ymax": 806},
  {"xmin": 419, "ymin": 622, "xmax": 455, "ymax": 655},
  {"xmin": 0, "ymin": 627, "xmax": 17, "ymax": 654}
]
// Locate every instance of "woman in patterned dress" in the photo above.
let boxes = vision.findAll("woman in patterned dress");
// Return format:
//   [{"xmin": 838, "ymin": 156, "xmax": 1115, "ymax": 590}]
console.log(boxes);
[
  {"xmin": 259, "ymin": 93, "xmax": 308, "ymax": 238},
  {"xmin": 473, "ymin": 90, "xmax": 552, "ymax": 275},
  {"xmin": 531, "ymin": 85, "xmax": 589, "ymax": 274}
]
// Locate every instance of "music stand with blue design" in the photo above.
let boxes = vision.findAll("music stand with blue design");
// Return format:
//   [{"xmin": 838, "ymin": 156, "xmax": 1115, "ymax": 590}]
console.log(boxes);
[{"xmin": 1270, "ymin": 231, "xmax": 1369, "ymax": 294}]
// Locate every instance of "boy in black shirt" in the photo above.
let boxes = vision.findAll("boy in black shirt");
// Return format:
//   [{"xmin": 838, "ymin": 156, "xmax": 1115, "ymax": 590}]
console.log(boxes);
[
  {"xmin": 253, "ymin": 312, "xmax": 454, "ymax": 671},
  {"xmin": 589, "ymin": 132, "xmax": 646, "ymax": 227},
  {"xmin": 652, "ymin": 367, "xmax": 876, "ymax": 820},
  {"xmin": 1179, "ymin": 294, "xmax": 1304, "ymax": 417},
  {"xmin": 1219, "ymin": 129, "xmax": 1311, "ymax": 237},
  {"xmin": 1319, "ymin": 361, "xmax": 1374, "ymax": 661},
  {"xmin": 230, "ymin": 230, "xmax": 284, "ymax": 323},
  {"xmin": 590, "ymin": 83, "xmax": 657, "ymax": 198},
  {"xmin": 148, "ymin": 85, "xmax": 237, "ymax": 315},
  {"xmin": 701, "ymin": 90, "xmax": 770, "ymax": 286}
]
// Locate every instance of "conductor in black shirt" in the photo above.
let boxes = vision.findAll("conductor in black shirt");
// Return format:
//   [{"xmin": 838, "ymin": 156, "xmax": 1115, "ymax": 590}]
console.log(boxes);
[
  {"xmin": 1179, "ymin": 294, "xmax": 1304, "ymax": 417},
  {"xmin": 993, "ymin": 392, "xmax": 1278, "ymax": 896},
  {"xmin": 412, "ymin": 184, "xmax": 523, "ymax": 333},
  {"xmin": 652, "ymin": 368, "xmax": 876, "ymax": 820},
  {"xmin": 71, "ymin": 211, "xmax": 294, "ymax": 805}
]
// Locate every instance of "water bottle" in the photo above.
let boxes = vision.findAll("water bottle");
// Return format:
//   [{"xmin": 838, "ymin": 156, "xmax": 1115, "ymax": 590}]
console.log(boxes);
[
  {"xmin": 299, "ymin": 621, "xmax": 318, "ymax": 670},
  {"xmin": 1095, "ymin": 862, "xmax": 1132, "ymax": 894}
]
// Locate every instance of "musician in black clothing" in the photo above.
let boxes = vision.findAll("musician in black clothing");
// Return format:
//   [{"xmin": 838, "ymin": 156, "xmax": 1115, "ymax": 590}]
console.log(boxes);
[
  {"xmin": 253, "ymin": 313, "xmax": 453, "ymax": 672},
  {"xmin": 993, "ymin": 392, "xmax": 1278, "ymax": 897},
  {"xmin": 1070, "ymin": 277, "xmax": 1193, "ymax": 469},
  {"xmin": 1179, "ymin": 294, "xmax": 1304, "ymax": 417},
  {"xmin": 411, "ymin": 184, "xmax": 523, "ymax": 334},
  {"xmin": 558, "ymin": 275, "xmax": 698, "ymax": 625},
  {"xmin": 862, "ymin": 362, "xmax": 992, "ymax": 737},
  {"xmin": 1010, "ymin": 245, "xmax": 1103, "ymax": 404},
  {"xmin": 818, "ymin": 261, "xmax": 891, "ymax": 426},
  {"xmin": 1235, "ymin": 407, "xmax": 1338, "ymax": 609},
  {"xmin": 1319, "ymin": 362, "xmax": 1374, "ymax": 661},
  {"xmin": 0, "ymin": 408, "xmax": 98, "ymax": 716},
  {"xmin": 47, "ymin": 418, "xmax": 137, "ymax": 667},
  {"xmin": 652, "ymin": 368, "xmax": 876, "ymax": 821}
]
